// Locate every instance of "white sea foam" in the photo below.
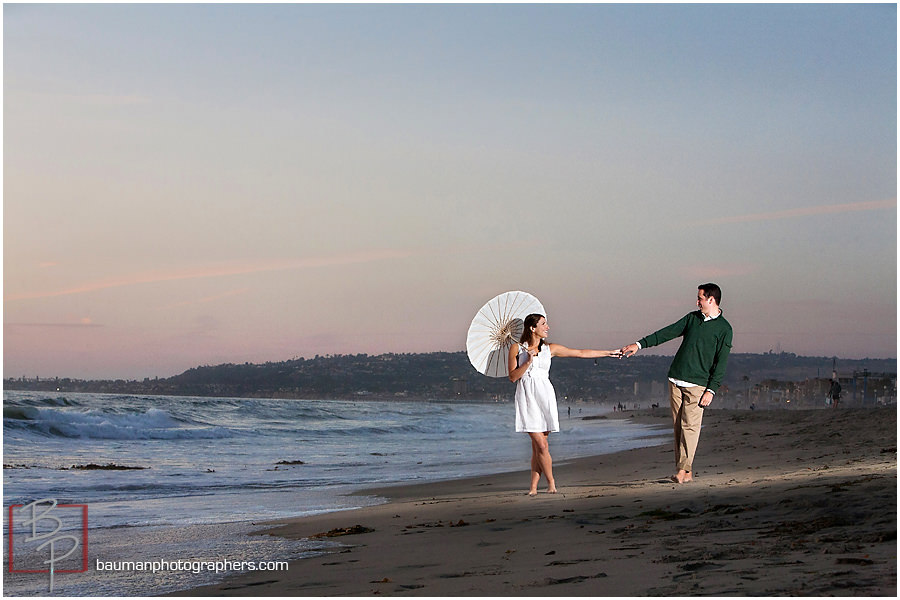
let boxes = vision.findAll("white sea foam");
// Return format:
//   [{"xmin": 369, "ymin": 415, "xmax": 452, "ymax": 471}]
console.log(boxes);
[{"xmin": 6, "ymin": 405, "xmax": 232, "ymax": 440}]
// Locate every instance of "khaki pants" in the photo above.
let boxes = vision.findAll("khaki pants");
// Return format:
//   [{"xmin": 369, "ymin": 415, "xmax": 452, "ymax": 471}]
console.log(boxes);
[{"xmin": 669, "ymin": 382, "xmax": 705, "ymax": 472}]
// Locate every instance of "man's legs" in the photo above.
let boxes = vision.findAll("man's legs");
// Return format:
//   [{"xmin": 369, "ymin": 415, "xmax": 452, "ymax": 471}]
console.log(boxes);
[
  {"xmin": 668, "ymin": 382, "xmax": 684, "ymax": 470},
  {"xmin": 669, "ymin": 382, "xmax": 705, "ymax": 482}
]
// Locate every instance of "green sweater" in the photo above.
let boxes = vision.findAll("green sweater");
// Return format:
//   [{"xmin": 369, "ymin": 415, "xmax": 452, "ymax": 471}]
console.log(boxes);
[{"xmin": 638, "ymin": 311, "xmax": 733, "ymax": 392}]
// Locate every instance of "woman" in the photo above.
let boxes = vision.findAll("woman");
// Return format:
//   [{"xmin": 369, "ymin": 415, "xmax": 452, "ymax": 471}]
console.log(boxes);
[{"xmin": 508, "ymin": 313, "xmax": 621, "ymax": 496}]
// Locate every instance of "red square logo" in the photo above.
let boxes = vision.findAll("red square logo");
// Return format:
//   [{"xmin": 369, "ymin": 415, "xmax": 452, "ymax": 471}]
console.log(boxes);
[{"xmin": 8, "ymin": 501, "xmax": 89, "ymax": 574}]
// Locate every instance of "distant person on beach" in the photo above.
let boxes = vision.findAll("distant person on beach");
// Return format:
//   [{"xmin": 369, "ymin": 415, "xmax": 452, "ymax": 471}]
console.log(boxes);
[
  {"xmin": 619, "ymin": 283, "xmax": 733, "ymax": 484},
  {"xmin": 829, "ymin": 378, "xmax": 842, "ymax": 409},
  {"xmin": 509, "ymin": 313, "xmax": 621, "ymax": 496}
]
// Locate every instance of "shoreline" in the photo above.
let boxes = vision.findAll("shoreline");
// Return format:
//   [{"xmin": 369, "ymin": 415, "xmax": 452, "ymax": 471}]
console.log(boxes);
[{"xmin": 183, "ymin": 407, "xmax": 896, "ymax": 596}]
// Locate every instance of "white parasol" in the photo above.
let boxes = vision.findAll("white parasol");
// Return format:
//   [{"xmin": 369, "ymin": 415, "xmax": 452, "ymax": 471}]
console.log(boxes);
[{"xmin": 466, "ymin": 291, "xmax": 546, "ymax": 378}]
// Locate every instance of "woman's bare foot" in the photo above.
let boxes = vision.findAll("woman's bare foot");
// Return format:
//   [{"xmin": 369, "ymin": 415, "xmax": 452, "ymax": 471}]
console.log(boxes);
[{"xmin": 528, "ymin": 489, "xmax": 538, "ymax": 496}]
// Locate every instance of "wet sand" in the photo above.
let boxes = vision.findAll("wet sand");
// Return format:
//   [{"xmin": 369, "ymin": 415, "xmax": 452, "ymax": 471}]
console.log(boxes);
[{"xmin": 185, "ymin": 407, "xmax": 896, "ymax": 596}]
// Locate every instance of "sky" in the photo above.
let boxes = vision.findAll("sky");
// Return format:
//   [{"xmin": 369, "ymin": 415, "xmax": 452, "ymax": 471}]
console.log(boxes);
[{"xmin": 3, "ymin": 3, "xmax": 897, "ymax": 380}]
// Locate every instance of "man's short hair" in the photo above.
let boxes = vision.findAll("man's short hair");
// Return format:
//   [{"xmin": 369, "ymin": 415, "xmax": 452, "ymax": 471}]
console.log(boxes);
[{"xmin": 699, "ymin": 283, "xmax": 722, "ymax": 305}]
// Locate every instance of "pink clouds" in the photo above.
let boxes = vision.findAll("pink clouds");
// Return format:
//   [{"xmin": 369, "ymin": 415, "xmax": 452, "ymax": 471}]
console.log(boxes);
[
  {"xmin": 5, "ymin": 248, "xmax": 413, "ymax": 302},
  {"xmin": 156, "ymin": 288, "xmax": 251, "ymax": 310},
  {"xmin": 5, "ymin": 320, "xmax": 103, "ymax": 329},
  {"xmin": 678, "ymin": 264, "xmax": 759, "ymax": 279},
  {"xmin": 697, "ymin": 199, "xmax": 896, "ymax": 226}
]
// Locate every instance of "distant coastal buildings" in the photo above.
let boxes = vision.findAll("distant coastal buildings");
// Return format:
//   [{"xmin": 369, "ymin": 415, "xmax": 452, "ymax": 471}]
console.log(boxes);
[{"xmin": 5, "ymin": 352, "xmax": 895, "ymax": 408}]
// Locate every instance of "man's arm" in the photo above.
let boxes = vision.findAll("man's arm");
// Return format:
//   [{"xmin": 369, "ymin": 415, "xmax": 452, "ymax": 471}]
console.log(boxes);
[{"xmin": 625, "ymin": 314, "xmax": 692, "ymax": 357}]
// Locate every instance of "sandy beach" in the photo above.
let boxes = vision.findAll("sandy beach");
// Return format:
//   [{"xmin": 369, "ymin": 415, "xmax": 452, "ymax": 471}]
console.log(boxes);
[{"xmin": 186, "ymin": 407, "xmax": 896, "ymax": 596}]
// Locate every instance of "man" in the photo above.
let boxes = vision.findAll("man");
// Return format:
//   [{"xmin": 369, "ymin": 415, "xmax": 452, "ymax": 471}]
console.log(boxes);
[{"xmin": 620, "ymin": 283, "xmax": 733, "ymax": 484}]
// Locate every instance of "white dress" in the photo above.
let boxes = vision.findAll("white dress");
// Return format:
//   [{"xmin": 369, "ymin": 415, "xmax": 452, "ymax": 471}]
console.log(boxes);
[{"xmin": 514, "ymin": 343, "xmax": 559, "ymax": 433}]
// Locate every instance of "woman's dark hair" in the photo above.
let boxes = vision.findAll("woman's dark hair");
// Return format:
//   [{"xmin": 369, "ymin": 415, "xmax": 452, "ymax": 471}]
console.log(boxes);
[{"xmin": 519, "ymin": 313, "xmax": 546, "ymax": 350}]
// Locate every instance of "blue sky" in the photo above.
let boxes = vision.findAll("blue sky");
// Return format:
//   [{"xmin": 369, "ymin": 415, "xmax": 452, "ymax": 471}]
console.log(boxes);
[{"xmin": 4, "ymin": 3, "xmax": 896, "ymax": 379}]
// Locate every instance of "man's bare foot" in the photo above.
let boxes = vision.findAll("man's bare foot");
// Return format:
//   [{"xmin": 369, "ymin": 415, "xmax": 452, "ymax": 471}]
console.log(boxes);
[{"xmin": 683, "ymin": 471, "xmax": 693, "ymax": 483}]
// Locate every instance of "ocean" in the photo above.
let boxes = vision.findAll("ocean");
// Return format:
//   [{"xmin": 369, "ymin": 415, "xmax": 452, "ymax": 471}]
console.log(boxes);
[{"xmin": 3, "ymin": 391, "xmax": 666, "ymax": 596}]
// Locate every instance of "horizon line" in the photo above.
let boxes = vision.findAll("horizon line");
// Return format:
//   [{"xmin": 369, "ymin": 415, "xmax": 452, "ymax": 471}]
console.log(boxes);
[{"xmin": 6, "ymin": 349, "xmax": 896, "ymax": 382}]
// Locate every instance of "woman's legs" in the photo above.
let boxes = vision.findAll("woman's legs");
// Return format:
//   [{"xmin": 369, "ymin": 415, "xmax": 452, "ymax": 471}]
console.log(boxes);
[
  {"xmin": 528, "ymin": 431, "xmax": 555, "ymax": 494},
  {"xmin": 529, "ymin": 437, "xmax": 543, "ymax": 495}
]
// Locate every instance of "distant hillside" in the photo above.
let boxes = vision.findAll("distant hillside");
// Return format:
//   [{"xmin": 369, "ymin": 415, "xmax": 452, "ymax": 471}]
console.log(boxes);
[{"xmin": 5, "ymin": 352, "xmax": 895, "ymax": 404}]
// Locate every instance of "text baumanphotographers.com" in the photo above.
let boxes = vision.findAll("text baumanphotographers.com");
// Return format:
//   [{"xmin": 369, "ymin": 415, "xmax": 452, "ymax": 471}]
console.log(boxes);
[{"xmin": 94, "ymin": 559, "xmax": 289, "ymax": 574}]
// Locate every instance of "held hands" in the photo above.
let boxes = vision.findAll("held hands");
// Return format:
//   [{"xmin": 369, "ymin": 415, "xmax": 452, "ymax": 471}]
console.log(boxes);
[{"xmin": 619, "ymin": 343, "xmax": 640, "ymax": 358}]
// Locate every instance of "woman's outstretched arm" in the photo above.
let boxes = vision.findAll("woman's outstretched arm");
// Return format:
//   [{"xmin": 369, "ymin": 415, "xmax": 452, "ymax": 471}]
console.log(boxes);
[{"xmin": 549, "ymin": 344, "xmax": 622, "ymax": 359}]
